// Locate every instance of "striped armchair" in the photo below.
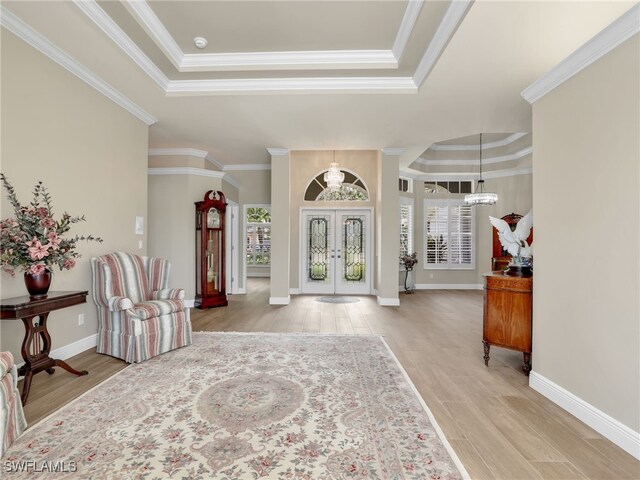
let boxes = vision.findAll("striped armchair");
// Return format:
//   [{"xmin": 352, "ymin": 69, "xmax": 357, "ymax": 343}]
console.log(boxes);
[
  {"xmin": 1, "ymin": 352, "xmax": 27, "ymax": 457},
  {"xmin": 91, "ymin": 252, "xmax": 192, "ymax": 363}
]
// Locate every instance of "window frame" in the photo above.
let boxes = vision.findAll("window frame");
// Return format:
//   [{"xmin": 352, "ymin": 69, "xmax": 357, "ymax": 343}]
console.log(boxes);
[
  {"xmin": 244, "ymin": 205, "xmax": 272, "ymax": 268},
  {"xmin": 423, "ymin": 198, "xmax": 475, "ymax": 270},
  {"xmin": 399, "ymin": 196, "xmax": 414, "ymax": 270}
]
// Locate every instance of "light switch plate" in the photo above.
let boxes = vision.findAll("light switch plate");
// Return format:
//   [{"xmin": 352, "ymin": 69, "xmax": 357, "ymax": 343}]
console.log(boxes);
[{"xmin": 135, "ymin": 216, "xmax": 144, "ymax": 235}]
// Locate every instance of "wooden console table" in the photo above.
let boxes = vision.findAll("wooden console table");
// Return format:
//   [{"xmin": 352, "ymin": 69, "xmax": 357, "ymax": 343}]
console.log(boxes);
[
  {"xmin": 0, "ymin": 291, "xmax": 89, "ymax": 404},
  {"xmin": 482, "ymin": 273, "xmax": 533, "ymax": 375}
]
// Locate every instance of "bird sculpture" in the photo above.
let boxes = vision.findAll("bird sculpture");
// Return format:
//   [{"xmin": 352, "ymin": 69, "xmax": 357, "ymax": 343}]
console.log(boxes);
[{"xmin": 489, "ymin": 210, "xmax": 533, "ymax": 259}]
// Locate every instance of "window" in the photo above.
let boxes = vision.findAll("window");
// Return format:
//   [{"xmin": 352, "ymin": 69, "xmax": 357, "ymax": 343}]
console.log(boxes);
[
  {"xmin": 424, "ymin": 199, "xmax": 474, "ymax": 269},
  {"xmin": 246, "ymin": 207, "xmax": 271, "ymax": 266},
  {"xmin": 399, "ymin": 177, "xmax": 413, "ymax": 193},
  {"xmin": 424, "ymin": 181, "xmax": 472, "ymax": 194},
  {"xmin": 399, "ymin": 197, "xmax": 414, "ymax": 263},
  {"xmin": 304, "ymin": 170, "xmax": 369, "ymax": 201}
]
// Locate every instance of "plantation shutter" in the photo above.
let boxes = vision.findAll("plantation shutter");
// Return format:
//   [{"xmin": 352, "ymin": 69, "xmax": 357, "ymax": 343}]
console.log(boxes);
[{"xmin": 425, "ymin": 199, "xmax": 474, "ymax": 269}]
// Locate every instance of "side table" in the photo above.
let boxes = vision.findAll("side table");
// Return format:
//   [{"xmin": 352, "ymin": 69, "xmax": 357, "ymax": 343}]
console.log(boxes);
[{"xmin": 0, "ymin": 291, "xmax": 89, "ymax": 404}]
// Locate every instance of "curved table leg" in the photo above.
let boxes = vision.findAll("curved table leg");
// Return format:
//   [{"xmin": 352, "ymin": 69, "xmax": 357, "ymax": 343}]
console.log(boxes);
[{"xmin": 53, "ymin": 359, "xmax": 88, "ymax": 376}]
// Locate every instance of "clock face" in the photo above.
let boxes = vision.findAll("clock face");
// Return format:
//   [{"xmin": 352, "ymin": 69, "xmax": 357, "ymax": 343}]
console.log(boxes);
[{"xmin": 207, "ymin": 208, "xmax": 220, "ymax": 228}]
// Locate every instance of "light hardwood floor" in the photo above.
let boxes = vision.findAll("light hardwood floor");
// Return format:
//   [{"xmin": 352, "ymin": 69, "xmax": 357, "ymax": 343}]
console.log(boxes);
[{"xmin": 19, "ymin": 279, "xmax": 640, "ymax": 479}]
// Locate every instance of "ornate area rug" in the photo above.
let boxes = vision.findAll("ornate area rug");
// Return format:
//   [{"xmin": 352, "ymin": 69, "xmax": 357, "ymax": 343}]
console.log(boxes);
[{"xmin": 4, "ymin": 333, "xmax": 469, "ymax": 479}]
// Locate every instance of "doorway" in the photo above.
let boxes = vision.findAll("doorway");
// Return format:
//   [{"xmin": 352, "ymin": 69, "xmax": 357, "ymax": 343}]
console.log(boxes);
[{"xmin": 300, "ymin": 209, "xmax": 372, "ymax": 295}]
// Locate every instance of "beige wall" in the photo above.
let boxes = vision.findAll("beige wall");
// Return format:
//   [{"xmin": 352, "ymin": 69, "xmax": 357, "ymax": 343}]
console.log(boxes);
[
  {"xmin": 289, "ymin": 150, "xmax": 378, "ymax": 290},
  {"xmin": 0, "ymin": 31, "xmax": 149, "ymax": 358},
  {"xmin": 532, "ymin": 35, "xmax": 639, "ymax": 432},
  {"xmin": 412, "ymin": 173, "xmax": 533, "ymax": 286},
  {"xmin": 147, "ymin": 173, "xmax": 225, "ymax": 299}
]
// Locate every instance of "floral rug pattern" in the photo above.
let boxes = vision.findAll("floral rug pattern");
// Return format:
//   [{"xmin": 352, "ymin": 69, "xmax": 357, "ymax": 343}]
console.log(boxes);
[{"xmin": 4, "ymin": 333, "xmax": 467, "ymax": 479}]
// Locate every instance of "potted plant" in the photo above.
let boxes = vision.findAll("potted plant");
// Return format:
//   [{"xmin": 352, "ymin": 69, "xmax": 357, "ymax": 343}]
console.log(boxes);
[{"xmin": 0, "ymin": 174, "xmax": 102, "ymax": 298}]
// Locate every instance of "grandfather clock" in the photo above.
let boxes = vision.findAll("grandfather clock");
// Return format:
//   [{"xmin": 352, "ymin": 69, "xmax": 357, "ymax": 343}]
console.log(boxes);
[{"xmin": 195, "ymin": 190, "xmax": 228, "ymax": 308}]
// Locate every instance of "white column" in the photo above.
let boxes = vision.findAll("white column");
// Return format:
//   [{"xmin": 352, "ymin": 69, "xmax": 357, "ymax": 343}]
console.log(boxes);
[
  {"xmin": 377, "ymin": 148, "xmax": 401, "ymax": 305},
  {"xmin": 267, "ymin": 148, "xmax": 291, "ymax": 305}
]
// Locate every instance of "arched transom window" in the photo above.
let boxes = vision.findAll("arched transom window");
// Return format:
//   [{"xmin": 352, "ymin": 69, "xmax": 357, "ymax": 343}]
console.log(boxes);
[{"xmin": 304, "ymin": 169, "xmax": 369, "ymax": 201}]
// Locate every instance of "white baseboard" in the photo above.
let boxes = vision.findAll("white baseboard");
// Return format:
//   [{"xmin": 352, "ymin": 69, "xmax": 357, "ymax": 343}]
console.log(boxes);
[
  {"xmin": 414, "ymin": 283, "xmax": 483, "ymax": 290},
  {"xmin": 237, "ymin": 287, "xmax": 247, "ymax": 294},
  {"xmin": 15, "ymin": 333, "xmax": 98, "ymax": 370},
  {"xmin": 248, "ymin": 272, "xmax": 271, "ymax": 278},
  {"xmin": 184, "ymin": 299, "xmax": 195, "ymax": 308},
  {"xmin": 289, "ymin": 288, "xmax": 300, "ymax": 295},
  {"xmin": 529, "ymin": 371, "xmax": 640, "ymax": 460},
  {"xmin": 377, "ymin": 296, "xmax": 400, "ymax": 306},
  {"xmin": 269, "ymin": 296, "xmax": 290, "ymax": 305}
]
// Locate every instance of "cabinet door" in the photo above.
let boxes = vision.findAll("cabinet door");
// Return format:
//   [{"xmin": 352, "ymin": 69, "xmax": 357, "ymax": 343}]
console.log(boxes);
[{"xmin": 483, "ymin": 281, "xmax": 532, "ymax": 352}]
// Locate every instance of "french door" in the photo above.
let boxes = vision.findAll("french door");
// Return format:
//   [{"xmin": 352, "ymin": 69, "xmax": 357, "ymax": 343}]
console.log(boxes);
[{"xmin": 301, "ymin": 209, "xmax": 372, "ymax": 295}]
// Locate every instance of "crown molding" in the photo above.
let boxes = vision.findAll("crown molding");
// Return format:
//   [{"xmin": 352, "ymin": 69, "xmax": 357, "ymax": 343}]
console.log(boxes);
[
  {"xmin": 392, "ymin": 0, "xmax": 424, "ymax": 60},
  {"xmin": 181, "ymin": 50, "xmax": 397, "ymax": 72},
  {"xmin": 222, "ymin": 173, "xmax": 241, "ymax": 189},
  {"xmin": 430, "ymin": 132, "xmax": 528, "ymax": 151},
  {"xmin": 418, "ymin": 166, "xmax": 532, "ymax": 181},
  {"xmin": 382, "ymin": 148, "xmax": 405, "ymax": 156},
  {"xmin": 148, "ymin": 167, "xmax": 225, "ymax": 178},
  {"xmin": 267, "ymin": 148, "xmax": 290, "ymax": 156},
  {"xmin": 165, "ymin": 77, "xmax": 417, "ymax": 95},
  {"xmin": 123, "ymin": 0, "xmax": 182, "ymax": 69},
  {"xmin": 1, "ymin": 6, "xmax": 157, "ymax": 126},
  {"xmin": 416, "ymin": 146, "xmax": 532, "ymax": 166},
  {"xmin": 205, "ymin": 154, "xmax": 225, "ymax": 171},
  {"xmin": 223, "ymin": 164, "xmax": 272, "ymax": 171},
  {"xmin": 522, "ymin": 3, "xmax": 640, "ymax": 104},
  {"xmin": 148, "ymin": 148, "xmax": 208, "ymax": 158},
  {"xmin": 413, "ymin": 0, "xmax": 473, "ymax": 87},
  {"xmin": 72, "ymin": 0, "xmax": 169, "ymax": 90}
]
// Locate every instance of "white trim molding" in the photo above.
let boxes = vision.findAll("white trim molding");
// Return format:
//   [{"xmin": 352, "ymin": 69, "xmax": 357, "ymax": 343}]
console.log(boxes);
[
  {"xmin": 184, "ymin": 299, "xmax": 195, "ymax": 308},
  {"xmin": 148, "ymin": 167, "xmax": 225, "ymax": 178},
  {"xmin": 416, "ymin": 146, "xmax": 532, "ymax": 166},
  {"xmin": 269, "ymin": 296, "xmax": 291, "ymax": 305},
  {"xmin": 430, "ymin": 132, "xmax": 528, "ymax": 151},
  {"xmin": 289, "ymin": 288, "xmax": 300, "ymax": 295},
  {"xmin": 224, "ymin": 164, "xmax": 272, "ymax": 171},
  {"xmin": 222, "ymin": 174, "xmax": 241, "ymax": 189},
  {"xmin": 180, "ymin": 50, "xmax": 398, "ymax": 72},
  {"xmin": 72, "ymin": 0, "xmax": 169, "ymax": 90},
  {"xmin": 165, "ymin": 77, "xmax": 417, "ymax": 95},
  {"xmin": 392, "ymin": 0, "xmax": 425, "ymax": 60},
  {"xmin": 529, "ymin": 371, "xmax": 640, "ymax": 460},
  {"xmin": 377, "ymin": 296, "xmax": 401, "ymax": 306},
  {"xmin": 267, "ymin": 148, "xmax": 290, "ymax": 156},
  {"xmin": 382, "ymin": 148, "xmax": 405, "ymax": 156},
  {"xmin": 414, "ymin": 283, "xmax": 483, "ymax": 290},
  {"xmin": 413, "ymin": 0, "xmax": 473, "ymax": 87},
  {"xmin": 522, "ymin": 3, "xmax": 640, "ymax": 104},
  {"xmin": 1, "ymin": 6, "xmax": 157, "ymax": 126}
]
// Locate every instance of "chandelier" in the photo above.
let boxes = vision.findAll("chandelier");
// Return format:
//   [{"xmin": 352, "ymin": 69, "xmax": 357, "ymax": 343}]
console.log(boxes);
[
  {"xmin": 324, "ymin": 152, "xmax": 344, "ymax": 191},
  {"xmin": 465, "ymin": 133, "xmax": 498, "ymax": 206}
]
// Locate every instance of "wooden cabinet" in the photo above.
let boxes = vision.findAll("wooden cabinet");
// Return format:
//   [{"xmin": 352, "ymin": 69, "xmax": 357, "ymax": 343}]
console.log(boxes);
[
  {"xmin": 482, "ymin": 272, "xmax": 532, "ymax": 375},
  {"xmin": 195, "ymin": 191, "xmax": 228, "ymax": 309}
]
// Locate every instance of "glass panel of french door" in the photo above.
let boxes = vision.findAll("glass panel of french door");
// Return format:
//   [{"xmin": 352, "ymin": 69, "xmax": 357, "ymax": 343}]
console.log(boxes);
[
  {"xmin": 301, "ymin": 210, "xmax": 335, "ymax": 294},
  {"xmin": 301, "ymin": 209, "xmax": 371, "ymax": 295}
]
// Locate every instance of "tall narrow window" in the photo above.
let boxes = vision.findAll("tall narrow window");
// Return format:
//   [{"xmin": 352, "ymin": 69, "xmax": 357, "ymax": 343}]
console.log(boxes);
[
  {"xmin": 424, "ymin": 199, "xmax": 474, "ymax": 269},
  {"xmin": 246, "ymin": 207, "xmax": 271, "ymax": 266},
  {"xmin": 399, "ymin": 197, "xmax": 414, "ymax": 263}
]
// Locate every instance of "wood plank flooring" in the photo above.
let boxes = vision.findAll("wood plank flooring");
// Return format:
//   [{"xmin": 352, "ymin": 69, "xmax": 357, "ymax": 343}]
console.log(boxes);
[{"xmin": 17, "ymin": 279, "xmax": 640, "ymax": 479}]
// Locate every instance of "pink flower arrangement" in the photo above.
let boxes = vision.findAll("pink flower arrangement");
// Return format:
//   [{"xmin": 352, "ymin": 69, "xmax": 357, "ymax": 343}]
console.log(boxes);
[{"xmin": 0, "ymin": 174, "xmax": 102, "ymax": 276}]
